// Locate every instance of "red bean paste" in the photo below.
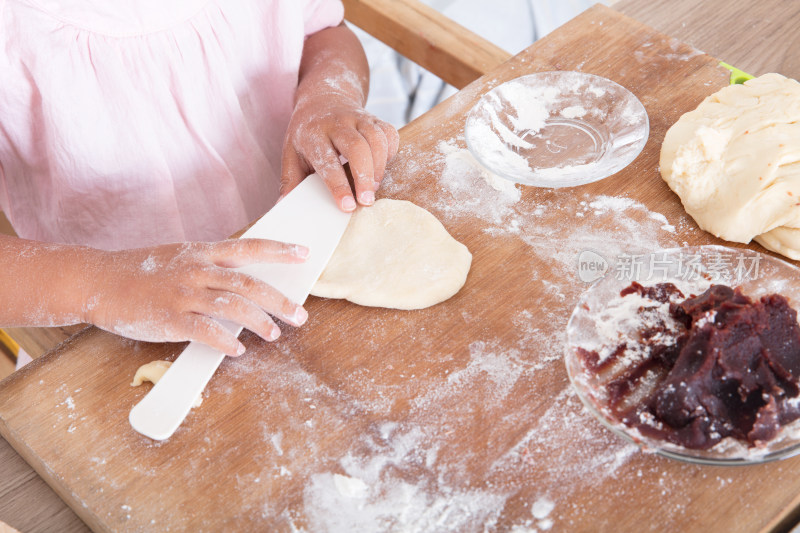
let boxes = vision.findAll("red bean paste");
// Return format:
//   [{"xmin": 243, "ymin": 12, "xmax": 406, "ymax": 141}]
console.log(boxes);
[{"xmin": 578, "ymin": 282, "xmax": 800, "ymax": 449}]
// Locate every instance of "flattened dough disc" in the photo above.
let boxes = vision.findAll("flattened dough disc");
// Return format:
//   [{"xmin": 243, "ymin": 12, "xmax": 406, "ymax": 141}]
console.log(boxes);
[{"xmin": 310, "ymin": 199, "xmax": 472, "ymax": 310}]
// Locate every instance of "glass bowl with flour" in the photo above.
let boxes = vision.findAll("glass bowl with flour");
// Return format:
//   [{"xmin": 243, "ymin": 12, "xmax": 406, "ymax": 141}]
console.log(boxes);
[{"xmin": 465, "ymin": 71, "xmax": 649, "ymax": 187}]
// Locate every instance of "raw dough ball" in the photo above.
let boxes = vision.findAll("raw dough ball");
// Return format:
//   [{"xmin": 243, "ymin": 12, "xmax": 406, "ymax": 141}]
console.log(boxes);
[
  {"xmin": 660, "ymin": 73, "xmax": 800, "ymax": 258},
  {"xmin": 310, "ymin": 199, "xmax": 472, "ymax": 310},
  {"xmin": 131, "ymin": 360, "xmax": 202, "ymax": 407}
]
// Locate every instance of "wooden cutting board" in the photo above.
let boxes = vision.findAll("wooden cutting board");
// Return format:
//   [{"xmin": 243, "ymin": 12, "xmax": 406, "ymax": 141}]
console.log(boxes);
[{"xmin": 2, "ymin": 5, "xmax": 798, "ymax": 532}]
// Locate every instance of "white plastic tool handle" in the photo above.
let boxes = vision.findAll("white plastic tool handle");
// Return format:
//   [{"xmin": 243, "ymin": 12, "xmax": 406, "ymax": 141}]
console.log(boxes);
[{"xmin": 129, "ymin": 174, "xmax": 351, "ymax": 440}]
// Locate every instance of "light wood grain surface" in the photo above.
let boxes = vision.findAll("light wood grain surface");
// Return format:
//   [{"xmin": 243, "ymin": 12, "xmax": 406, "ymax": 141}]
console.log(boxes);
[
  {"xmin": 0, "ymin": 438, "xmax": 87, "ymax": 533},
  {"xmin": 615, "ymin": 0, "xmax": 800, "ymax": 79},
  {"xmin": 2, "ymin": 1, "xmax": 800, "ymax": 532},
  {"xmin": 0, "ymin": 354, "xmax": 14, "ymax": 380}
]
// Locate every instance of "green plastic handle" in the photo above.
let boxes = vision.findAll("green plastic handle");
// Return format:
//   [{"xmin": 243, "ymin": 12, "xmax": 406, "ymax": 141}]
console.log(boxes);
[{"xmin": 719, "ymin": 61, "xmax": 754, "ymax": 84}]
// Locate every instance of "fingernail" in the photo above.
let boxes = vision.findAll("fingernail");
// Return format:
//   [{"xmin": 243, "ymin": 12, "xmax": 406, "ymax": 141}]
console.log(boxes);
[
  {"xmin": 360, "ymin": 190, "xmax": 375, "ymax": 205},
  {"xmin": 268, "ymin": 326, "xmax": 281, "ymax": 341},
  {"xmin": 294, "ymin": 244, "xmax": 310, "ymax": 259},
  {"xmin": 293, "ymin": 306, "xmax": 308, "ymax": 326},
  {"xmin": 236, "ymin": 342, "xmax": 246, "ymax": 356},
  {"xmin": 342, "ymin": 196, "xmax": 357, "ymax": 211}
]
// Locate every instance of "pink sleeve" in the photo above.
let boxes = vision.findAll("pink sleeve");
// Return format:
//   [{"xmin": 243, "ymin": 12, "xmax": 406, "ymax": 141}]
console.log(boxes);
[
  {"xmin": 302, "ymin": 0, "xmax": 344, "ymax": 37},
  {"xmin": 0, "ymin": 0, "xmax": 5, "ymax": 214},
  {"xmin": 0, "ymin": 161, "xmax": 8, "ymax": 217}
]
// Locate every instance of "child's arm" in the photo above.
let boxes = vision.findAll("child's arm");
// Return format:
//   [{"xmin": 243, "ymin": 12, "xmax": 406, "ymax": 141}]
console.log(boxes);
[
  {"xmin": 281, "ymin": 23, "xmax": 400, "ymax": 212},
  {"xmin": 0, "ymin": 234, "xmax": 309, "ymax": 356}
]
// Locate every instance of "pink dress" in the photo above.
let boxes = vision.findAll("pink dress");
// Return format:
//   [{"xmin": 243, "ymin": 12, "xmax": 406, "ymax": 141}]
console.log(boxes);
[{"xmin": 0, "ymin": 0, "xmax": 344, "ymax": 250}]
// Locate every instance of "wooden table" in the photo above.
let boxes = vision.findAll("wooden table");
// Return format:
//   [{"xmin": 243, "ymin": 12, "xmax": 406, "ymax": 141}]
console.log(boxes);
[
  {"xmin": 615, "ymin": 0, "xmax": 800, "ymax": 81},
  {"xmin": 3, "ymin": 1, "xmax": 800, "ymax": 532}
]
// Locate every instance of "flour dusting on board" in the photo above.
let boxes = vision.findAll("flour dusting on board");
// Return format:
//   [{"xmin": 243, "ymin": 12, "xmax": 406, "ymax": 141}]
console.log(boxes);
[
  {"xmin": 302, "ymin": 428, "xmax": 508, "ymax": 532},
  {"xmin": 55, "ymin": 384, "xmax": 84, "ymax": 434},
  {"xmin": 281, "ymin": 304, "xmax": 662, "ymax": 531},
  {"xmin": 435, "ymin": 139, "xmax": 522, "ymax": 222},
  {"xmin": 409, "ymin": 136, "xmax": 685, "ymax": 287},
  {"xmin": 68, "ymin": 142, "xmax": 693, "ymax": 531},
  {"xmin": 280, "ymin": 130, "xmax": 703, "ymax": 530},
  {"xmin": 169, "ymin": 291, "xmax": 662, "ymax": 533},
  {"xmin": 74, "ymin": 126, "xmax": 692, "ymax": 533}
]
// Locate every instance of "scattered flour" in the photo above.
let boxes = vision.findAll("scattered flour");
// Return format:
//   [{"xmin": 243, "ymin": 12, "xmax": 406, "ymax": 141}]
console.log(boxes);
[
  {"xmin": 332, "ymin": 474, "xmax": 369, "ymax": 499},
  {"xmin": 351, "ymin": 137, "xmax": 690, "ymax": 529},
  {"xmin": 302, "ymin": 427, "xmax": 508, "ymax": 533},
  {"xmin": 422, "ymin": 138, "xmax": 679, "ymax": 285},
  {"xmin": 435, "ymin": 139, "xmax": 522, "ymax": 223},
  {"xmin": 270, "ymin": 431, "xmax": 284, "ymax": 456},
  {"xmin": 561, "ymin": 105, "xmax": 587, "ymax": 119},
  {"xmin": 531, "ymin": 497, "xmax": 555, "ymax": 519},
  {"xmin": 140, "ymin": 255, "xmax": 157, "ymax": 273},
  {"xmin": 496, "ymin": 82, "xmax": 552, "ymax": 134},
  {"xmin": 60, "ymin": 108, "xmax": 702, "ymax": 531}
]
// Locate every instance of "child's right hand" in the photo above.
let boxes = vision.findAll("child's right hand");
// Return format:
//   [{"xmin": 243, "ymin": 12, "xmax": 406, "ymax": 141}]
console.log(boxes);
[{"xmin": 83, "ymin": 239, "xmax": 309, "ymax": 356}]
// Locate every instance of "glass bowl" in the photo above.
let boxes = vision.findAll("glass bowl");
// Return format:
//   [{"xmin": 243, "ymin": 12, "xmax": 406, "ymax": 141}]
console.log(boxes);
[
  {"xmin": 465, "ymin": 71, "xmax": 649, "ymax": 188},
  {"xmin": 565, "ymin": 245, "xmax": 800, "ymax": 465}
]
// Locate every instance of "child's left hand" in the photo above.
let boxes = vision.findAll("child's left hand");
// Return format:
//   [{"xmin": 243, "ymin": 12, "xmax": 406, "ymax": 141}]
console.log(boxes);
[
  {"xmin": 282, "ymin": 93, "xmax": 398, "ymax": 212},
  {"xmin": 280, "ymin": 24, "xmax": 399, "ymax": 212}
]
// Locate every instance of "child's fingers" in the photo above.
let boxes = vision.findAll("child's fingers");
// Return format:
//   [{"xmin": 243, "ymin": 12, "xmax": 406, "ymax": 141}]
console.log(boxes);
[
  {"xmin": 380, "ymin": 120, "xmax": 400, "ymax": 162},
  {"xmin": 308, "ymin": 141, "xmax": 358, "ymax": 212},
  {"xmin": 331, "ymin": 128, "xmax": 376, "ymax": 206},
  {"xmin": 196, "ymin": 291, "xmax": 281, "ymax": 345},
  {"xmin": 356, "ymin": 118, "xmax": 389, "ymax": 188},
  {"xmin": 280, "ymin": 147, "xmax": 308, "ymax": 199},
  {"xmin": 205, "ymin": 268, "xmax": 308, "ymax": 327},
  {"xmin": 183, "ymin": 314, "xmax": 246, "ymax": 357},
  {"xmin": 207, "ymin": 239, "xmax": 309, "ymax": 268}
]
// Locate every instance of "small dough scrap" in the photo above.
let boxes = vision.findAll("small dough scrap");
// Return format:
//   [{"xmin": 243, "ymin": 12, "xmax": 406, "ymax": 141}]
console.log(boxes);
[
  {"xmin": 660, "ymin": 73, "xmax": 800, "ymax": 258},
  {"xmin": 310, "ymin": 198, "xmax": 472, "ymax": 310},
  {"xmin": 131, "ymin": 360, "xmax": 172, "ymax": 386},
  {"xmin": 131, "ymin": 360, "xmax": 202, "ymax": 407}
]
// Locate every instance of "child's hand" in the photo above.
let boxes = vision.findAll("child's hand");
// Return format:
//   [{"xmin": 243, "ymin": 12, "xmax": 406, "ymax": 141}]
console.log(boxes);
[
  {"xmin": 85, "ymin": 239, "xmax": 309, "ymax": 356},
  {"xmin": 279, "ymin": 23, "xmax": 399, "ymax": 212},
  {"xmin": 281, "ymin": 94, "xmax": 399, "ymax": 212}
]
